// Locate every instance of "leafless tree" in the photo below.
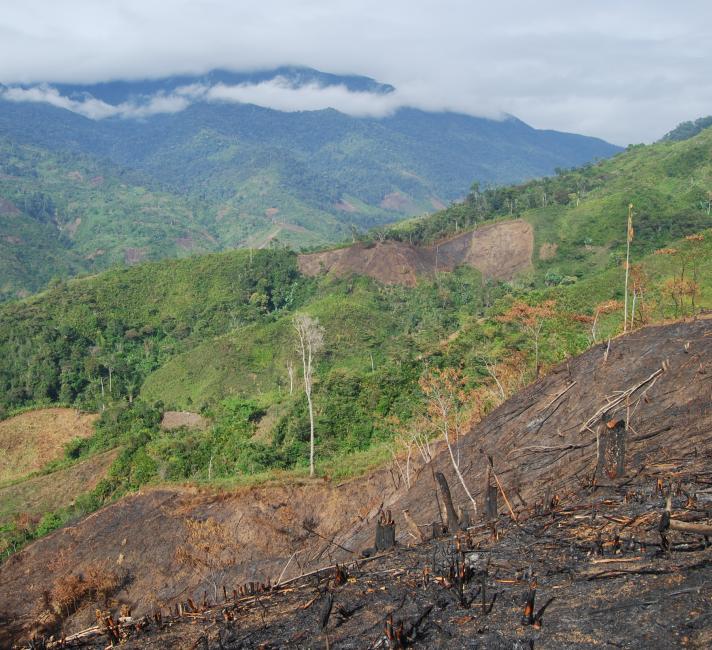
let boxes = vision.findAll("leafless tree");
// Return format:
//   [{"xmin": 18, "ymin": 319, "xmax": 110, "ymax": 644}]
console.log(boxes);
[
  {"xmin": 420, "ymin": 368, "xmax": 478, "ymax": 516},
  {"xmin": 624, "ymin": 203, "xmax": 634, "ymax": 332},
  {"xmin": 293, "ymin": 314, "xmax": 325, "ymax": 477},
  {"xmin": 287, "ymin": 359, "xmax": 295, "ymax": 395}
]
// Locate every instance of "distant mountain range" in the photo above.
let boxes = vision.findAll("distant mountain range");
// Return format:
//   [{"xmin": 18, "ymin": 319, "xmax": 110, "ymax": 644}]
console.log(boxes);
[{"xmin": 0, "ymin": 67, "xmax": 621, "ymax": 299}]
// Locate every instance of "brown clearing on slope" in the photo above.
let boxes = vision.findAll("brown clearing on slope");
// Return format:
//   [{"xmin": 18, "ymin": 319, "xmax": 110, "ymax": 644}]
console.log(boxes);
[
  {"xmin": 298, "ymin": 219, "xmax": 534, "ymax": 286},
  {"xmin": 0, "ymin": 408, "xmax": 98, "ymax": 483},
  {"xmin": 0, "ymin": 197, "xmax": 21, "ymax": 215},
  {"xmin": 160, "ymin": 411, "xmax": 210, "ymax": 432},
  {"xmin": 539, "ymin": 241, "xmax": 558, "ymax": 260},
  {"xmin": 0, "ymin": 449, "xmax": 119, "ymax": 526}
]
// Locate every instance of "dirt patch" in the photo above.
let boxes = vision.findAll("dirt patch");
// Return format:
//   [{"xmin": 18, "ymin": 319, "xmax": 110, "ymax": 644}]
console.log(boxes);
[
  {"xmin": 435, "ymin": 219, "xmax": 534, "ymax": 279},
  {"xmin": 380, "ymin": 191, "xmax": 414, "ymax": 212},
  {"xmin": 160, "ymin": 411, "xmax": 210, "ymax": 432},
  {"xmin": 0, "ymin": 198, "xmax": 21, "ymax": 216},
  {"xmin": 124, "ymin": 248, "xmax": 147, "ymax": 265},
  {"xmin": 298, "ymin": 241, "xmax": 433, "ymax": 287},
  {"xmin": 3, "ymin": 235, "xmax": 21, "ymax": 244},
  {"xmin": 175, "ymin": 237, "xmax": 195, "ymax": 251},
  {"xmin": 539, "ymin": 241, "xmax": 558, "ymax": 260},
  {"xmin": 298, "ymin": 219, "xmax": 534, "ymax": 286},
  {"xmin": 0, "ymin": 450, "xmax": 119, "ymax": 524},
  {"xmin": 264, "ymin": 207, "xmax": 279, "ymax": 218},
  {"xmin": 0, "ymin": 466, "xmax": 396, "ymax": 644},
  {"xmin": 65, "ymin": 217, "xmax": 82, "ymax": 238},
  {"xmin": 0, "ymin": 408, "xmax": 98, "ymax": 483}
]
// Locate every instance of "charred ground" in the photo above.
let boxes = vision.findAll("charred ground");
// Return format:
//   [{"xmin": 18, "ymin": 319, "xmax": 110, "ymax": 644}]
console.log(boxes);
[{"xmin": 1, "ymin": 317, "xmax": 710, "ymax": 648}]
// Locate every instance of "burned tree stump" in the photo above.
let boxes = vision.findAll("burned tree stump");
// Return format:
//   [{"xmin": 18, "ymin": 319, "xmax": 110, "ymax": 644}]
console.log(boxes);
[
  {"xmin": 375, "ymin": 510, "xmax": 396, "ymax": 550},
  {"xmin": 457, "ymin": 506, "xmax": 471, "ymax": 530},
  {"xmin": 613, "ymin": 419, "xmax": 627, "ymax": 478},
  {"xmin": 596, "ymin": 416, "xmax": 628, "ymax": 481},
  {"xmin": 485, "ymin": 464, "xmax": 499, "ymax": 522},
  {"xmin": 435, "ymin": 472, "xmax": 460, "ymax": 532}
]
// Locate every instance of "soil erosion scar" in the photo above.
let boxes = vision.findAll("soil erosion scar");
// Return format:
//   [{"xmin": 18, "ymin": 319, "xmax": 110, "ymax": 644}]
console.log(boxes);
[{"xmin": 297, "ymin": 219, "xmax": 533, "ymax": 286}]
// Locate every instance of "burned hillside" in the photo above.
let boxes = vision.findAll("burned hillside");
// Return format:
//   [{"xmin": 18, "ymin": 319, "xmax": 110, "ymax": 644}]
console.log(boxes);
[{"xmin": 2, "ymin": 316, "xmax": 711, "ymax": 648}]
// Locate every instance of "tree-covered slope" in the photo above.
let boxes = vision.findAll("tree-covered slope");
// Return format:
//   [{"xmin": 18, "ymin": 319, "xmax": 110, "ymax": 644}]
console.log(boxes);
[
  {"xmin": 0, "ymin": 68, "xmax": 621, "ymax": 299},
  {"xmin": 1, "ymin": 123, "xmax": 710, "ymax": 416},
  {"xmin": 389, "ymin": 124, "xmax": 712, "ymax": 278},
  {"xmin": 1, "ymin": 120, "xmax": 711, "ymax": 562},
  {"xmin": 0, "ymin": 138, "xmax": 222, "ymax": 299}
]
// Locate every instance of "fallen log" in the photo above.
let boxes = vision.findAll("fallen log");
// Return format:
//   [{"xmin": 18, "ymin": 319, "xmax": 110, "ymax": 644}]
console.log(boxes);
[{"xmin": 667, "ymin": 519, "xmax": 712, "ymax": 536}]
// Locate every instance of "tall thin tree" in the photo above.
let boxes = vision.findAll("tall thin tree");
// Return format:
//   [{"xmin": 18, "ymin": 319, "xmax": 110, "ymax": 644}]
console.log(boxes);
[
  {"xmin": 624, "ymin": 203, "xmax": 634, "ymax": 332},
  {"xmin": 293, "ymin": 314, "xmax": 325, "ymax": 477}
]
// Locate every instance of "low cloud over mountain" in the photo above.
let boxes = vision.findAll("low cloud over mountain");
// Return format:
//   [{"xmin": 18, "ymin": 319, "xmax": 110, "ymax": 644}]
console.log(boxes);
[{"xmin": 1, "ymin": 71, "xmax": 504, "ymax": 121}]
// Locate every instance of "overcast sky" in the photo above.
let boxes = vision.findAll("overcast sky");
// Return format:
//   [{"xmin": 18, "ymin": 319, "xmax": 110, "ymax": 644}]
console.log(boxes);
[{"xmin": 1, "ymin": 1, "xmax": 710, "ymax": 144}]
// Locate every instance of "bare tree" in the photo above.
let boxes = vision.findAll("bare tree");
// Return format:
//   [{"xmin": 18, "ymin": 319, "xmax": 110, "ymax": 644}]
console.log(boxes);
[
  {"xmin": 388, "ymin": 414, "xmax": 435, "ymax": 489},
  {"xmin": 419, "ymin": 368, "xmax": 478, "ymax": 516},
  {"xmin": 497, "ymin": 300, "xmax": 555, "ymax": 378},
  {"xmin": 623, "ymin": 203, "xmax": 634, "ymax": 332},
  {"xmin": 287, "ymin": 359, "xmax": 295, "ymax": 395},
  {"xmin": 293, "ymin": 314, "xmax": 325, "ymax": 477}
]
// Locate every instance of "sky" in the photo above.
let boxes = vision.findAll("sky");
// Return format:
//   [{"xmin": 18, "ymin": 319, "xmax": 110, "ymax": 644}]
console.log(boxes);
[{"xmin": 1, "ymin": 1, "xmax": 710, "ymax": 145}]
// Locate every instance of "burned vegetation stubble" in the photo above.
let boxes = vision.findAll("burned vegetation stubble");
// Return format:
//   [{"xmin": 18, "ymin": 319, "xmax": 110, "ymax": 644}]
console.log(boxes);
[{"xmin": 1, "ymin": 317, "xmax": 711, "ymax": 647}]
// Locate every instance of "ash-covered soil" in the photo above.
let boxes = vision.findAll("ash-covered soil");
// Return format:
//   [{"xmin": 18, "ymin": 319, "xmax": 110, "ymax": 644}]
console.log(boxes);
[
  {"xmin": 2, "ymin": 316, "xmax": 711, "ymax": 648},
  {"xmin": 22, "ymin": 449, "xmax": 712, "ymax": 649}
]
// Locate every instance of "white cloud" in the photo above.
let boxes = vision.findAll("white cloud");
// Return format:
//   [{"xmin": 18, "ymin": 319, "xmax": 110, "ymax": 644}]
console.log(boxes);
[
  {"xmin": 205, "ymin": 78, "xmax": 399, "ymax": 117},
  {"xmin": 0, "ymin": 75, "xmax": 509, "ymax": 124},
  {"xmin": 1, "ymin": 84, "xmax": 190, "ymax": 119},
  {"xmin": 0, "ymin": 1, "xmax": 711, "ymax": 143}
]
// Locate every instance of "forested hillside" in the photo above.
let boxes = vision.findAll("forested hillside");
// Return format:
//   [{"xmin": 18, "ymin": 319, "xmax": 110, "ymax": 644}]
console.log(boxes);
[
  {"xmin": 0, "ymin": 138, "xmax": 221, "ymax": 300},
  {"xmin": 0, "ymin": 67, "xmax": 620, "ymax": 298},
  {"xmin": 0, "ymin": 122, "xmax": 710, "ymax": 562}
]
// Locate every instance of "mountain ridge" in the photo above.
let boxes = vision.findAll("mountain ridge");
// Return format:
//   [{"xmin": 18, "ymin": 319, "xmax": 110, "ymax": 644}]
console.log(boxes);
[{"xmin": 0, "ymin": 67, "xmax": 620, "ymax": 298}]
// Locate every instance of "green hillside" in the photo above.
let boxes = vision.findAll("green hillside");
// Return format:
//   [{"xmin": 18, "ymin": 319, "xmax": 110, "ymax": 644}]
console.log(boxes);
[
  {"xmin": 1, "ymin": 122, "xmax": 711, "ymax": 561},
  {"xmin": 390, "ymin": 129, "xmax": 712, "ymax": 269},
  {"xmin": 0, "ymin": 138, "xmax": 222, "ymax": 299},
  {"xmin": 0, "ymin": 68, "xmax": 621, "ymax": 299}
]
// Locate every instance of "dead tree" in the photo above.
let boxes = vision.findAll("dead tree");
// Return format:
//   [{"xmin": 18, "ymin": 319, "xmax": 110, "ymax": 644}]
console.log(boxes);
[
  {"xmin": 293, "ymin": 314, "xmax": 325, "ymax": 477},
  {"xmin": 595, "ymin": 416, "xmax": 627, "ymax": 481}
]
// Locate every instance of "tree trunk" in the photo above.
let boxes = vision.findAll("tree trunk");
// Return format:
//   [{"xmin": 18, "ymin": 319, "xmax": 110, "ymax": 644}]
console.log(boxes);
[
  {"xmin": 307, "ymin": 392, "xmax": 315, "ymax": 477},
  {"xmin": 435, "ymin": 471, "xmax": 460, "ymax": 532}
]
